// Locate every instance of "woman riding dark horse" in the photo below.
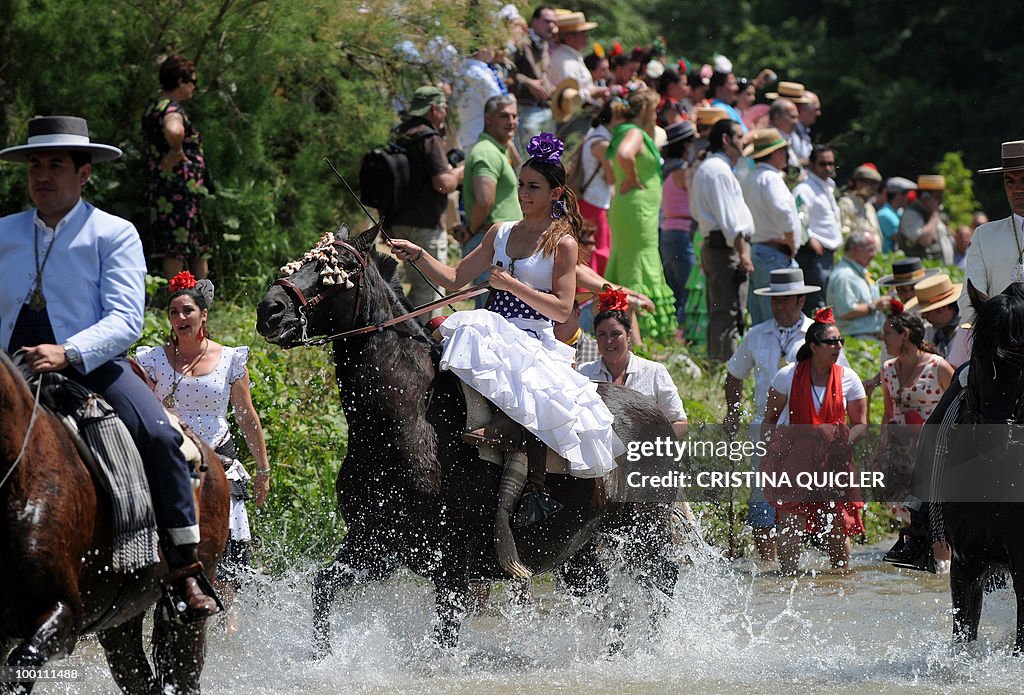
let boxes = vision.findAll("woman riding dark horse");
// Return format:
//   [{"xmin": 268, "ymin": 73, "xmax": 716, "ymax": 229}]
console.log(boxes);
[
  {"xmin": 256, "ymin": 222, "xmax": 681, "ymax": 655},
  {"xmin": 0, "ymin": 349, "xmax": 229, "ymax": 693},
  {"xmin": 886, "ymin": 281, "xmax": 1024, "ymax": 651}
]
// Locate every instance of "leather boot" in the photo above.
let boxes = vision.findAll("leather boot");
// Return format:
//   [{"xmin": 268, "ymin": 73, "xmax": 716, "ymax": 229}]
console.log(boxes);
[
  {"xmin": 513, "ymin": 435, "xmax": 563, "ymax": 528},
  {"xmin": 163, "ymin": 543, "xmax": 221, "ymax": 620},
  {"xmin": 464, "ymin": 410, "xmax": 523, "ymax": 452},
  {"xmin": 882, "ymin": 503, "xmax": 935, "ymax": 573},
  {"xmin": 494, "ymin": 451, "xmax": 532, "ymax": 578}
]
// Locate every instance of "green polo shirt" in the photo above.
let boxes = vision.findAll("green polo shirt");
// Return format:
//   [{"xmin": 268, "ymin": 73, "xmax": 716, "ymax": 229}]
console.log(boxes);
[{"xmin": 462, "ymin": 132, "xmax": 522, "ymax": 231}]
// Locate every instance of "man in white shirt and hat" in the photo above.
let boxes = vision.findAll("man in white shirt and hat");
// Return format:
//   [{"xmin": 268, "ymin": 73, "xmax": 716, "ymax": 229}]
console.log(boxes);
[
  {"xmin": 0, "ymin": 116, "xmax": 218, "ymax": 618},
  {"xmin": 960, "ymin": 140, "xmax": 1024, "ymax": 322},
  {"xmin": 547, "ymin": 12, "xmax": 608, "ymax": 105},
  {"xmin": 725, "ymin": 267, "xmax": 849, "ymax": 560},
  {"xmin": 742, "ymin": 128, "xmax": 802, "ymax": 326}
]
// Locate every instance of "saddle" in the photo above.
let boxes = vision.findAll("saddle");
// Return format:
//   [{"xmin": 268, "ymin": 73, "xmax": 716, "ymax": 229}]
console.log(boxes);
[
  {"xmin": 12, "ymin": 356, "xmax": 200, "ymax": 573},
  {"xmin": 459, "ymin": 380, "xmax": 570, "ymax": 475}
]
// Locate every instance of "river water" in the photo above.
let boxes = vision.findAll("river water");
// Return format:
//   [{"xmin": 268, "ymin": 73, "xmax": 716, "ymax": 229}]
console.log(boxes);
[{"xmin": 35, "ymin": 541, "xmax": 1024, "ymax": 694}]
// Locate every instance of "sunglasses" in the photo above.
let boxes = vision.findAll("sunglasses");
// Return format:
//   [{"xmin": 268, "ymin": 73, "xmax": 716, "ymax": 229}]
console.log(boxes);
[{"xmin": 817, "ymin": 337, "xmax": 845, "ymax": 346}]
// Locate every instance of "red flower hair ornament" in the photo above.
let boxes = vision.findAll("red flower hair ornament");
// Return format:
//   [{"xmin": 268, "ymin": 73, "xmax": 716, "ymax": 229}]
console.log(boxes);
[
  {"xmin": 813, "ymin": 307, "xmax": 836, "ymax": 324},
  {"xmin": 169, "ymin": 271, "xmax": 197, "ymax": 293},
  {"xmin": 598, "ymin": 285, "xmax": 630, "ymax": 313},
  {"xmin": 890, "ymin": 298, "xmax": 904, "ymax": 315}
]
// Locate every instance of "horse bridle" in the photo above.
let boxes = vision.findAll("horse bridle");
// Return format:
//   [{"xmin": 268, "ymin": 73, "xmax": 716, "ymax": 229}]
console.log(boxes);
[
  {"xmin": 272, "ymin": 238, "xmax": 491, "ymax": 346},
  {"xmin": 273, "ymin": 238, "xmax": 368, "ymax": 346}
]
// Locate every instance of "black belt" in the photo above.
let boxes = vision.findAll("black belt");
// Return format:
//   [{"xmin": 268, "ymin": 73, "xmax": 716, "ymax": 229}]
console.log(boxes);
[{"xmin": 755, "ymin": 239, "xmax": 795, "ymax": 255}]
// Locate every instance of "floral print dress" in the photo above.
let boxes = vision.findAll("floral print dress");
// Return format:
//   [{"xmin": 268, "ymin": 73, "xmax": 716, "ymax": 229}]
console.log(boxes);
[{"xmin": 141, "ymin": 98, "xmax": 213, "ymax": 260}]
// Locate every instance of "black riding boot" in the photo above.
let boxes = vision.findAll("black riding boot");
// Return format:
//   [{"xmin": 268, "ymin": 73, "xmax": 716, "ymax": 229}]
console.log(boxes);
[
  {"xmin": 513, "ymin": 435, "xmax": 563, "ymax": 528},
  {"xmin": 162, "ymin": 542, "xmax": 221, "ymax": 621},
  {"xmin": 882, "ymin": 503, "xmax": 935, "ymax": 573}
]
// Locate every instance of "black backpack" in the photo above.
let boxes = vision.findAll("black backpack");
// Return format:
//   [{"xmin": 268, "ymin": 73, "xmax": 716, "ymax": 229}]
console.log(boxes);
[{"xmin": 358, "ymin": 126, "xmax": 439, "ymax": 215}]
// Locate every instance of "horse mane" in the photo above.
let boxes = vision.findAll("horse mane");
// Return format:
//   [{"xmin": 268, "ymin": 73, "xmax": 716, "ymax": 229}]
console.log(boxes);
[
  {"xmin": 971, "ymin": 284, "xmax": 1024, "ymax": 364},
  {"xmin": 360, "ymin": 246, "xmax": 430, "ymax": 341},
  {"xmin": 0, "ymin": 349, "xmax": 34, "ymax": 409}
]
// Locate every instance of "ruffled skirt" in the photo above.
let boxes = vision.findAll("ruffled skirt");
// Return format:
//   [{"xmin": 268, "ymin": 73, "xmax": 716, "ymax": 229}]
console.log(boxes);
[{"xmin": 439, "ymin": 309, "xmax": 621, "ymax": 477}]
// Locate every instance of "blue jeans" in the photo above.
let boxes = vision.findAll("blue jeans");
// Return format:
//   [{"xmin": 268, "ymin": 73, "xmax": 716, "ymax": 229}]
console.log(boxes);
[
  {"xmin": 748, "ymin": 243, "xmax": 797, "ymax": 326},
  {"xmin": 745, "ymin": 423, "xmax": 776, "ymax": 529},
  {"xmin": 659, "ymin": 228, "xmax": 695, "ymax": 327},
  {"xmin": 796, "ymin": 245, "xmax": 835, "ymax": 314}
]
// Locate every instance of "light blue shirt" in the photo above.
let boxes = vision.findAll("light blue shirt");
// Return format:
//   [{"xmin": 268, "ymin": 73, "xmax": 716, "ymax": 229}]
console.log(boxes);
[
  {"xmin": 711, "ymin": 99, "xmax": 749, "ymax": 134},
  {"xmin": 0, "ymin": 199, "xmax": 146, "ymax": 373},
  {"xmin": 876, "ymin": 202, "xmax": 902, "ymax": 253},
  {"xmin": 826, "ymin": 256, "xmax": 883, "ymax": 337}
]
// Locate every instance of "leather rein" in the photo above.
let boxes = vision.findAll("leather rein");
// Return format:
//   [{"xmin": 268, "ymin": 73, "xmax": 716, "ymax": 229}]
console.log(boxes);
[{"xmin": 272, "ymin": 238, "xmax": 488, "ymax": 346}]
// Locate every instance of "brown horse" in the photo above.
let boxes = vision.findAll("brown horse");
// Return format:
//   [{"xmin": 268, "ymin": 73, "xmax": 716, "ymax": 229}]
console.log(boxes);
[{"xmin": 0, "ymin": 349, "xmax": 229, "ymax": 694}]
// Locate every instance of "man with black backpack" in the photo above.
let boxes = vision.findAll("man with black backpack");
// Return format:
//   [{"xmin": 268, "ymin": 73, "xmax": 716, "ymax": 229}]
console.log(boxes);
[{"xmin": 382, "ymin": 86, "xmax": 464, "ymax": 318}]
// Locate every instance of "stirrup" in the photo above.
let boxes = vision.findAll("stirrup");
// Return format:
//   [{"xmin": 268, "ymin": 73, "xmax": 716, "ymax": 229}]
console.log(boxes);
[
  {"xmin": 882, "ymin": 531, "xmax": 935, "ymax": 574},
  {"xmin": 513, "ymin": 488, "xmax": 563, "ymax": 528},
  {"xmin": 161, "ymin": 562, "xmax": 224, "ymax": 622}
]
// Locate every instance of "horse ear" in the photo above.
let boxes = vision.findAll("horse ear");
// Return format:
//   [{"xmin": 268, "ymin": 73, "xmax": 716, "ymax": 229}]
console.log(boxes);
[
  {"xmin": 967, "ymin": 279, "xmax": 989, "ymax": 311},
  {"xmin": 353, "ymin": 223, "xmax": 382, "ymax": 255},
  {"xmin": 333, "ymin": 224, "xmax": 351, "ymax": 241}
]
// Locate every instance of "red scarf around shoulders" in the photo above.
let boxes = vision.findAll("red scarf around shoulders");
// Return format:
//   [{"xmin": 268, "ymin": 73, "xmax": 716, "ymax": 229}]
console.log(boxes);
[{"xmin": 789, "ymin": 359, "xmax": 845, "ymax": 425}]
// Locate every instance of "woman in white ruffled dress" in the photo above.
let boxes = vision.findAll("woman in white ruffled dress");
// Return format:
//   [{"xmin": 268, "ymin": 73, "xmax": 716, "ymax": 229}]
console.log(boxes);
[
  {"xmin": 390, "ymin": 133, "xmax": 621, "ymax": 577},
  {"xmin": 137, "ymin": 271, "xmax": 270, "ymax": 628}
]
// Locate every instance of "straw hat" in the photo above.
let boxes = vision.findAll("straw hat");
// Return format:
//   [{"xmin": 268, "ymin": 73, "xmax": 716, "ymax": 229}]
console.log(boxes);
[
  {"xmin": 0, "ymin": 115, "xmax": 122, "ymax": 163},
  {"xmin": 884, "ymin": 176, "xmax": 917, "ymax": 193},
  {"xmin": 876, "ymin": 257, "xmax": 940, "ymax": 287},
  {"xmin": 752, "ymin": 268, "xmax": 820, "ymax": 296},
  {"xmin": 550, "ymin": 78, "xmax": 583, "ymax": 123},
  {"xmin": 978, "ymin": 140, "xmax": 1024, "ymax": 174},
  {"xmin": 556, "ymin": 11, "xmax": 597, "ymax": 33},
  {"xmin": 917, "ymin": 174, "xmax": 946, "ymax": 191},
  {"xmin": 903, "ymin": 273, "xmax": 962, "ymax": 313},
  {"xmin": 765, "ymin": 81, "xmax": 812, "ymax": 104},
  {"xmin": 695, "ymin": 107, "xmax": 729, "ymax": 127},
  {"xmin": 743, "ymin": 127, "xmax": 788, "ymax": 159}
]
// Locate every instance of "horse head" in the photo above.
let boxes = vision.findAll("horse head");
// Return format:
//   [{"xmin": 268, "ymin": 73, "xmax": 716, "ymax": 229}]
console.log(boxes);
[
  {"xmin": 966, "ymin": 280, "xmax": 1024, "ymax": 424},
  {"xmin": 256, "ymin": 223, "xmax": 414, "ymax": 348}
]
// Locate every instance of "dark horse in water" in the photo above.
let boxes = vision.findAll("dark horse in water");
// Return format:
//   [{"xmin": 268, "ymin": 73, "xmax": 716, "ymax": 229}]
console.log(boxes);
[
  {"xmin": 256, "ymin": 225, "xmax": 680, "ymax": 654},
  {"xmin": 0, "ymin": 350, "xmax": 229, "ymax": 693},
  {"xmin": 917, "ymin": 281, "xmax": 1024, "ymax": 651}
]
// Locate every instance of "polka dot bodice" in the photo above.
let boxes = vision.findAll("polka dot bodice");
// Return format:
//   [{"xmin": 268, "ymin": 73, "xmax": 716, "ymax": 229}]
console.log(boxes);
[
  {"xmin": 486, "ymin": 220, "xmax": 556, "ymax": 324},
  {"xmin": 882, "ymin": 353, "xmax": 944, "ymax": 423},
  {"xmin": 136, "ymin": 344, "xmax": 249, "ymax": 446}
]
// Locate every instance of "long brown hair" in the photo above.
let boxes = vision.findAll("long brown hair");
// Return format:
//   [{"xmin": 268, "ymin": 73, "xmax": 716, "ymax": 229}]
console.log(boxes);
[{"xmin": 521, "ymin": 157, "xmax": 582, "ymax": 257}]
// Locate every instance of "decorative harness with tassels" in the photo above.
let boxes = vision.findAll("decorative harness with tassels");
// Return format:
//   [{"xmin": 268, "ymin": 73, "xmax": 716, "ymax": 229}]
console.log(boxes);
[{"xmin": 273, "ymin": 231, "xmax": 489, "ymax": 346}]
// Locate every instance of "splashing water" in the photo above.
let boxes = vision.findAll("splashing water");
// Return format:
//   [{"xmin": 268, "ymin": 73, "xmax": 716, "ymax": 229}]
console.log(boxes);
[{"xmin": 33, "ymin": 542, "xmax": 1024, "ymax": 694}]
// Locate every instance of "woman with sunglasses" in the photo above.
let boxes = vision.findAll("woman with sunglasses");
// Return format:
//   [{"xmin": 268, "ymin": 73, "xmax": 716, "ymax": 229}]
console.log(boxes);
[
  {"xmin": 761, "ymin": 307, "xmax": 868, "ymax": 574},
  {"xmin": 142, "ymin": 54, "xmax": 214, "ymax": 280}
]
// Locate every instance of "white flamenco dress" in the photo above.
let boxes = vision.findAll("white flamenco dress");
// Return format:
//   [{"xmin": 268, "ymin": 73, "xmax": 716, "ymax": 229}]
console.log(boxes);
[
  {"xmin": 137, "ymin": 344, "xmax": 253, "ymax": 541},
  {"xmin": 439, "ymin": 221, "xmax": 622, "ymax": 477}
]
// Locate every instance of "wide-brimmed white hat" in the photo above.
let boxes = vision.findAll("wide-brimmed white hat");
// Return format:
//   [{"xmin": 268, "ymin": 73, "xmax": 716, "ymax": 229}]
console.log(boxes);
[
  {"xmin": 0, "ymin": 116, "xmax": 122, "ymax": 163},
  {"xmin": 752, "ymin": 268, "xmax": 821, "ymax": 296}
]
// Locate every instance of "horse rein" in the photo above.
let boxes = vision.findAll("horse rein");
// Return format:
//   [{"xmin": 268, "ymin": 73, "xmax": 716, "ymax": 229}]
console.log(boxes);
[
  {"xmin": 1, "ymin": 376, "xmax": 43, "ymax": 490},
  {"xmin": 273, "ymin": 237, "xmax": 491, "ymax": 346}
]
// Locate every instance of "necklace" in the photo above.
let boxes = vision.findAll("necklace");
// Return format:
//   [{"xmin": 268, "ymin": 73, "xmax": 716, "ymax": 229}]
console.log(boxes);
[
  {"xmin": 1012, "ymin": 215, "xmax": 1024, "ymax": 283},
  {"xmin": 162, "ymin": 339, "xmax": 209, "ymax": 409},
  {"xmin": 28, "ymin": 226, "xmax": 58, "ymax": 311}
]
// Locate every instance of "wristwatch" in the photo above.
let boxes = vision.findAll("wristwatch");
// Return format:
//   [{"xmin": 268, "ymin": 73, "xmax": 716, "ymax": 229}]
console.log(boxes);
[{"xmin": 62, "ymin": 342, "xmax": 82, "ymax": 366}]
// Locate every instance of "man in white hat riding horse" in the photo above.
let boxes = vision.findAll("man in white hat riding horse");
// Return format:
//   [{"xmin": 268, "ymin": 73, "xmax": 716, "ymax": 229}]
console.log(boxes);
[{"xmin": 0, "ymin": 115, "xmax": 218, "ymax": 618}]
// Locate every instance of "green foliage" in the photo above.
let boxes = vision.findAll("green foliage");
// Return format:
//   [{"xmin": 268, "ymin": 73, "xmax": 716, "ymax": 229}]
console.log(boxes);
[{"xmin": 936, "ymin": 151, "xmax": 982, "ymax": 229}]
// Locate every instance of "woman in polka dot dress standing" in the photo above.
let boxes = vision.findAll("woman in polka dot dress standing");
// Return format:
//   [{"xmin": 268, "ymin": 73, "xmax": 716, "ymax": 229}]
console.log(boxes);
[
  {"xmin": 136, "ymin": 271, "xmax": 270, "ymax": 630},
  {"xmin": 873, "ymin": 306, "xmax": 953, "ymax": 540},
  {"xmin": 389, "ymin": 133, "xmax": 622, "ymax": 578}
]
